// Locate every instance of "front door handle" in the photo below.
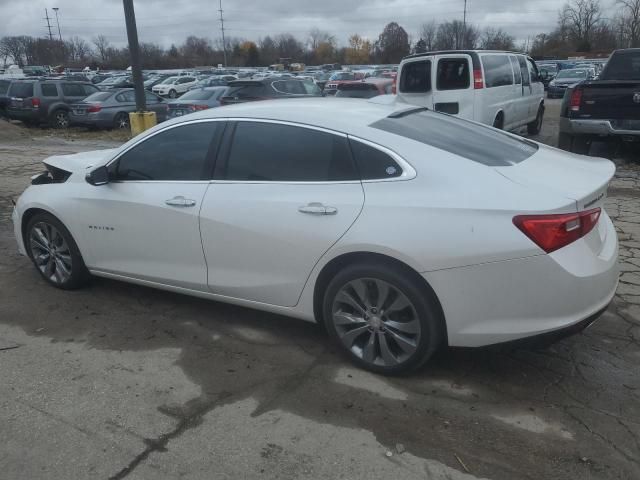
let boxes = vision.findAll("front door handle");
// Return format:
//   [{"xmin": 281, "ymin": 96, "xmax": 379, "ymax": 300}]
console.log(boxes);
[
  {"xmin": 165, "ymin": 196, "xmax": 196, "ymax": 207},
  {"xmin": 298, "ymin": 202, "xmax": 338, "ymax": 215}
]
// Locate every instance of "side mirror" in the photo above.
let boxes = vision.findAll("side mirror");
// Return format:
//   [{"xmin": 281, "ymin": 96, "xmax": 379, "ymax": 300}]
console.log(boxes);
[{"xmin": 86, "ymin": 165, "xmax": 110, "ymax": 186}]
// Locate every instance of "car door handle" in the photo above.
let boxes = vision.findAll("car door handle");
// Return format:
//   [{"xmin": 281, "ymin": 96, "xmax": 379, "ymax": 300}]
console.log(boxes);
[
  {"xmin": 165, "ymin": 196, "xmax": 196, "ymax": 207},
  {"xmin": 298, "ymin": 203, "xmax": 337, "ymax": 215}
]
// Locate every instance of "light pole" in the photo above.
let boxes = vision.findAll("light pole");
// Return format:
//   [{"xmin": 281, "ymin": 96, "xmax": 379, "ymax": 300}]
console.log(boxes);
[
  {"xmin": 219, "ymin": 0, "xmax": 227, "ymax": 67},
  {"xmin": 52, "ymin": 7, "xmax": 62, "ymax": 42}
]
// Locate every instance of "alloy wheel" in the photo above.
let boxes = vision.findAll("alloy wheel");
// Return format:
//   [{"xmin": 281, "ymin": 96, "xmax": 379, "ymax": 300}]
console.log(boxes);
[
  {"xmin": 29, "ymin": 222, "xmax": 73, "ymax": 285},
  {"xmin": 55, "ymin": 111, "xmax": 69, "ymax": 128},
  {"xmin": 117, "ymin": 114, "xmax": 130, "ymax": 129},
  {"xmin": 331, "ymin": 278, "xmax": 421, "ymax": 367}
]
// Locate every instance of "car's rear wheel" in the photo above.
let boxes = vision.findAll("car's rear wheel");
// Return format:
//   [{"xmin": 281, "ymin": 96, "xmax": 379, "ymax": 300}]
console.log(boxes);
[
  {"xmin": 114, "ymin": 112, "xmax": 130, "ymax": 130},
  {"xmin": 323, "ymin": 263, "xmax": 443, "ymax": 375},
  {"xmin": 527, "ymin": 105, "xmax": 544, "ymax": 135},
  {"xmin": 493, "ymin": 113, "xmax": 504, "ymax": 130},
  {"xmin": 168, "ymin": 89, "xmax": 178, "ymax": 98},
  {"xmin": 26, "ymin": 213, "xmax": 90, "ymax": 290},
  {"xmin": 51, "ymin": 109, "xmax": 69, "ymax": 129}
]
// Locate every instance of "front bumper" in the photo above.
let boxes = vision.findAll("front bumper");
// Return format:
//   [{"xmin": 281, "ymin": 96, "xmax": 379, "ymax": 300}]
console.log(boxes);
[
  {"xmin": 12, "ymin": 205, "xmax": 26, "ymax": 256},
  {"xmin": 425, "ymin": 211, "xmax": 619, "ymax": 347},
  {"xmin": 559, "ymin": 117, "xmax": 640, "ymax": 138},
  {"xmin": 547, "ymin": 86, "xmax": 568, "ymax": 97}
]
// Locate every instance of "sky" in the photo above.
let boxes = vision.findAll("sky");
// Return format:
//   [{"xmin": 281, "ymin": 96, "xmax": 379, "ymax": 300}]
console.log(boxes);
[{"xmin": 0, "ymin": 0, "xmax": 577, "ymax": 48}]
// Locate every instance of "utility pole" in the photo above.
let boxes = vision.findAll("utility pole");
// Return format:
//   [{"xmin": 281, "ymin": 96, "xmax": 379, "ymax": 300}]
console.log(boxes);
[
  {"xmin": 44, "ymin": 8, "xmax": 54, "ymax": 41},
  {"xmin": 122, "ymin": 0, "xmax": 146, "ymax": 111},
  {"xmin": 462, "ymin": 0, "xmax": 467, "ymax": 48},
  {"xmin": 52, "ymin": 8, "xmax": 62, "ymax": 42},
  {"xmin": 219, "ymin": 0, "xmax": 227, "ymax": 67}
]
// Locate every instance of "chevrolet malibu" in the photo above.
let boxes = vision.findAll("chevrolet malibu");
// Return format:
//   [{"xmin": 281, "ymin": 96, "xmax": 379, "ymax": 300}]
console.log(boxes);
[{"xmin": 12, "ymin": 98, "xmax": 618, "ymax": 374}]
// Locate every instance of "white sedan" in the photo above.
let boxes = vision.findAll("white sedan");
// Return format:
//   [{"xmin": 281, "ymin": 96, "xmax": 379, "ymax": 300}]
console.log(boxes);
[
  {"xmin": 12, "ymin": 98, "xmax": 618, "ymax": 374},
  {"xmin": 151, "ymin": 75, "xmax": 197, "ymax": 98}
]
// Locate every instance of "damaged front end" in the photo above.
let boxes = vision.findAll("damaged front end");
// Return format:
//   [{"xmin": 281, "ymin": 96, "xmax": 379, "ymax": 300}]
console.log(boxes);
[{"xmin": 30, "ymin": 164, "xmax": 72, "ymax": 185}]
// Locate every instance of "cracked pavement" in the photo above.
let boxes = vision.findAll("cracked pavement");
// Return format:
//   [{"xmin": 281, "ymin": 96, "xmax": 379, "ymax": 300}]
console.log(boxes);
[{"xmin": 1, "ymin": 101, "xmax": 639, "ymax": 480}]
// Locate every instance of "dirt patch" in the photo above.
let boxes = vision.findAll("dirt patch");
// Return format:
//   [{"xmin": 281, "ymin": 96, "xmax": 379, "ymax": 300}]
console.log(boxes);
[{"xmin": 0, "ymin": 119, "xmax": 30, "ymax": 141}]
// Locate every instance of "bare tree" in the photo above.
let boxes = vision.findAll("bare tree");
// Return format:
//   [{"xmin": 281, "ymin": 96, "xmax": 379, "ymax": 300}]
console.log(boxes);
[
  {"xmin": 308, "ymin": 28, "xmax": 335, "ymax": 51},
  {"xmin": 93, "ymin": 35, "xmax": 111, "ymax": 63},
  {"xmin": 419, "ymin": 21, "xmax": 437, "ymax": 51},
  {"xmin": 435, "ymin": 21, "xmax": 479, "ymax": 50},
  {"xmin": 560, "ymin": 0, "xmax": 602, "ymax": 50},
  {"xmin": 0, "ymin": 36, "xmax": 27, "ymax": 65},
  {"xmin": 617, "ymin": 0, "xmax": 640, "ymax": 47},
  {"xmin": 480, "ymin": 28, "xmax": 516, "ymax": 50}
]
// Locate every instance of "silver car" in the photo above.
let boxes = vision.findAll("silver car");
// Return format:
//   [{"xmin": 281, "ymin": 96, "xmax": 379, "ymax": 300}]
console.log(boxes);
[{"xmin": 69, "ymin": 89, "xmax": 169, "ymax": 129}]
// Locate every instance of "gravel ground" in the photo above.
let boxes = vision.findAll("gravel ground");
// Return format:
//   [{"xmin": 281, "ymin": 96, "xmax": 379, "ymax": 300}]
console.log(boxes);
[{"xmin": 0, "ymin": 101, "xmax": 639, "ymax": 480}]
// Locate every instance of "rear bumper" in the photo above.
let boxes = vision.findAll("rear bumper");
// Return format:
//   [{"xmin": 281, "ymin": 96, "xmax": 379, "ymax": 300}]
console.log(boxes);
[
  {"xmin": 69, "ymin": 114, "xmax": 112, "ymax": 128},
  {"xmin": 425, "ymin": 211, "xmax": 619, "ymax": 347},
  {"xmin": 560, "ymin": 117, "xmax": 640, "ymax": 138}
]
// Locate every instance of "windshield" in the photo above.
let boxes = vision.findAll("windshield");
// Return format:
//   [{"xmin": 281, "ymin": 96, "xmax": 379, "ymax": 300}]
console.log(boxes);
[
  {"xmin": 556, "ymin": 69, "xmax": 587, "ymax": 79},
  {"xmin": 600, "ymin": 51, "xmax": 640, "ymax": 81},
  {"xmin": 160, "ymin": 76, "xmax": 178, "ymax": 84},
  {"xmin": 336, "ymin": 88, "xmax": 378, "ymax": 98},
  {"xmin": 371, "ymin": 108, "xmax": 538, "ymax": 166},
  {"xmin": 179, "ymin": 89, "xmax": 216, "ymax": 100},
  {"xmin": 329, "ymin": 72, "xmax": 352, "ymax": 81}
]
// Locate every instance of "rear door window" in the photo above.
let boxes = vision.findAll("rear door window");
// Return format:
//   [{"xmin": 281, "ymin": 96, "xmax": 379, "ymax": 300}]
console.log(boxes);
[
  {"xmin": 8, "ymin": 83, "xmax": 34, "ymax": 98},
  {"xmin": 399, "ymin": 60, "xmax": 431, "ymax": 93},
  {"xmin": 225, "ymin": 84, "xmax": 267, "ymax": 98},
  {"xmin": 482, "ymin": 55, "xmax": 514, "ymax": 88},
  {"xmin": 41, "ymin": 84, "xmax": 59, "ymax": 97},
  {"xmin": 221, "ymin": 122, "xmax": 357, "ymax": 182},
  {"xmin": 436, "ymin": 58, "xmax": 470, "ymax": 90},
  {"xmin": 83, "ymin": 84, "xmax": 98, "ymax": 96}
]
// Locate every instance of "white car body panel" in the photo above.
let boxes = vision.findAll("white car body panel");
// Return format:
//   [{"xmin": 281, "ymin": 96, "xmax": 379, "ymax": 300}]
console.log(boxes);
[{"xmin": 12, "ymin": 98, "xmax": 618, "ymax": 348}]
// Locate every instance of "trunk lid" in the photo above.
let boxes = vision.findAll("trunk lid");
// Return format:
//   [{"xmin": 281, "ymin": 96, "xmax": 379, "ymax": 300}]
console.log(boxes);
[
  {"xmin": 495, "ymin": 144, "xmax": 615, "ymax": 213},
  {"xmin": 578, "ymin": 80, "xmax": 640, "ymax": 121}
]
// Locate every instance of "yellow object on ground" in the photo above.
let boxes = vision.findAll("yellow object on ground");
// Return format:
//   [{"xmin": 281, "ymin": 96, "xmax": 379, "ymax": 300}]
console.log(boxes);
[{"xmin": 129, "ymin": 111, "xmax": 157, "ymax": 136}]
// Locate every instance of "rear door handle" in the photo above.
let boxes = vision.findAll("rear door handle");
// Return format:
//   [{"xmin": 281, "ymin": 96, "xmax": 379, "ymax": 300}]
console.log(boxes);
[
  {"xmin": 165, "ymin": 196, "xmax": 196, "ymax": 207},
  {"xmin": 298, "ymin": 202, "xmax": 338, "ymax": 215}
]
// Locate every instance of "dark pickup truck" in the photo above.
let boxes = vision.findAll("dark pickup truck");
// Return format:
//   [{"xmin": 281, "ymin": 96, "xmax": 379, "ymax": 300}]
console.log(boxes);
[{"xmin": 558, "ymin": 48, "xmax": 640, "ymax": 154}]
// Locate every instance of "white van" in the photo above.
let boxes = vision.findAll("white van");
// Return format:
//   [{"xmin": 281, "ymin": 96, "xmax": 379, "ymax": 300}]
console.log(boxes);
[{"xmin": 396, "ymin": 50, "xmax": 545, "ymax": 134}]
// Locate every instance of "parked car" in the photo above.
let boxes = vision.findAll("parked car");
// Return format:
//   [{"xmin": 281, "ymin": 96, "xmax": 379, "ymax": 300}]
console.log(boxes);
[
  {"xmin": 144, "ymin": 74, "xmax": 171, "ymax": 91},
  {"xmin": 323, "ymin": 71, "xmax": 364, "ymax": 95},
  {"xmin": 12, "ymin": 98, "xmax": 618, "ymax": 374},
  {"xmin": 547, "ymin": 68, "xmax": 596, "ymax": 98},
  {"xmin": 95, "ymin": 75, "xmax": 129, "ymax": 90},
  {"xmin": 537, "ymin": 64, "xmax": 558, "ymax": 90},
  {"xmin": 69, "ymin": 89, "xmax": 168, "ymax": 129},
  {"xmin": 6, "ymin": 79, "xmax": 99, "ymax": 128},
  {"xmin": 220, "ymin": 78, "xmax": 322, "ymax": 105},
  {"xmin": 312, "ymin": 71, "xmax": 331, "ymax": 90},
  {"xmin": 167, "ymin": 87, "xmax": 228, "ymax": 118},
  {"xmin": 90, "ymin": 74, "xmax": 112, "ymax": 85},
  {"xmin": 396, "ymin": 50, "xmax": 545, "ymax": 134},
  {"xmin": 189, "ymin": 75, "xmax": 233, "ymax": 90},
  {"xmin": 0, "ymin": 79, "xmax": 12, "ymax": 116},
  {"xmin": 559, "ymin": 48, "xmax": 640, "ymax": 154},
  {"xmin": 152, "ymin": 76, "xmax": 197, "ymax": 98},
  {"xmin": 335, "ymin": 78, "xmax": 394, "ymax": 99}
]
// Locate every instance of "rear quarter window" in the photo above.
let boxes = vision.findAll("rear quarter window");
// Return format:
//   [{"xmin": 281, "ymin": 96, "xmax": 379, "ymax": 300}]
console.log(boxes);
[
  {"xmin": 370, "ymin": 109, "xmax": 538, "ymax": 166},
  {"xmin": 8, "ymin": 83, "xmax": 34, "ymax": 98}
]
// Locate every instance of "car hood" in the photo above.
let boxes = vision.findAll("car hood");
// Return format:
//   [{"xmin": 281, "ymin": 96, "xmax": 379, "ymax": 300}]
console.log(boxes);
[{"xmin": 43, "ymin": 148, "xmax": 118, "ymax": 173}]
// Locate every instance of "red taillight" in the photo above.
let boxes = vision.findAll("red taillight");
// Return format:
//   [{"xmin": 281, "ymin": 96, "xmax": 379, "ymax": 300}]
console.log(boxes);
[
  {"xmin": 391, "ymin": 77, "xmax": 397, "ymax": 94},
  {"xmin": 570, "ymin": 89, "xmax": 582, "ymax": 112},
  {"xmin": 87, "ymin": 105, "xmax": 102, "ymax": 113},
  {"xmin": 513, "ymin": 208, "xmax": 601, "ymax": 253},
  {"xmin": 194, "ymin": 104, "xmax": 209, "ymax": 111},
  {"xmin": 31, "ymin": 97, "xmax": 41, "ymax": 108},
  {"xmin": 473, "ymin": 69, "xmax": 484, "ymax": 89}
]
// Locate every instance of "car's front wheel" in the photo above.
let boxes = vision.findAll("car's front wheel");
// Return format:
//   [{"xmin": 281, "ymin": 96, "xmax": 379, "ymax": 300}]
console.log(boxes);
[
  {"xmin": 168, "ymin": 89, "xmax": 178, "ymax": 98},
  {"xmin": 323, "ymin": 263, "xmax": 444, "ymax": 375},
  {"xmin": 26, "ymin": 213, "xmax": 90, "ymax": 290}
]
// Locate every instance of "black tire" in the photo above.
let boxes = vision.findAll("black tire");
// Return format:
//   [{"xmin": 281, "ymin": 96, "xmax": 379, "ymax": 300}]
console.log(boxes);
[
  {"xmin": 493, "ymin": 113, "xmax": 504, "ymax": 130},
  {"xmin": 25, "ymin": 212, "xmax": 90, "ymax": 290},
  {"xmin": 527, "ymin": 105, "xmax": 544, "ymax": 135},
  {"xmin": 571, "ymin": 135, "xmax": 591, "ymax": 155},
  {"xmin": 168, "ymin": 89, "xmax": 178, "ymax": 99},
  {"xmin": 114, "ymin": 112, "xmax": 130, "ymax": 130},
  {"xmin": 51, "ymin": 109, "xmax": 69, "ymax": 129},
  {"xmin": 323, "ymin": 262, "xmax": 444, "ymax": 375}
]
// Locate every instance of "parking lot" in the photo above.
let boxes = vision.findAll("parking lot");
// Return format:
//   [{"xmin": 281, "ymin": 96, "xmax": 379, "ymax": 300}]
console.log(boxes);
[{"xmin": 1, "ymin": 99, "xmax": 639, "ymax": 480}]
